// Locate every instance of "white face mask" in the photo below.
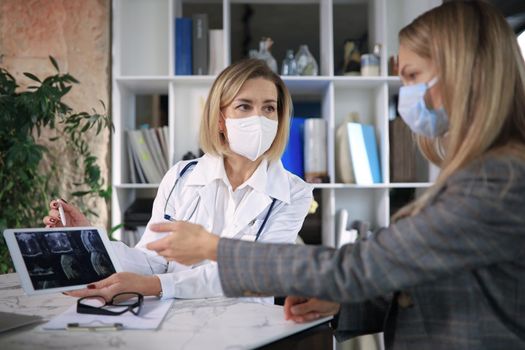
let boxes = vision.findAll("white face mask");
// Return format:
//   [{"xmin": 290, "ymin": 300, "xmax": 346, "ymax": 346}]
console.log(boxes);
[
  {"xmin": 397, "ymin": 76, "xmax": 449, "ymax": 138},
  {"xmin": 225, "ymin": 115, "xmax": 278, "ymax": 161}
]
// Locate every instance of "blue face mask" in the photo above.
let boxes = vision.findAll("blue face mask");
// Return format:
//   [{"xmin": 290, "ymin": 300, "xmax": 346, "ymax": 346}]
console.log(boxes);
[{"xmin": 397, "ymin": 76, "xmax": 449, "ymax": 138}]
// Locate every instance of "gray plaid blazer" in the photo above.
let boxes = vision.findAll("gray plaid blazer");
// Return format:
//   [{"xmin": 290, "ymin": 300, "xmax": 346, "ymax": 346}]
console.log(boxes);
[{"xmin": 217, "ymin": 154, "xmax": 525, "ymax": 349}]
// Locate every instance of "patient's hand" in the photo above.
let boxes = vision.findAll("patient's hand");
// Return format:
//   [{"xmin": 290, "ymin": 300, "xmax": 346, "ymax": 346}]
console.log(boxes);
[
  {"xmin": 148, "ymin": 221, "xmax": 219, "ymax": 265},
  {"xmin": 43, "ymin": 199, "xmax": 90, "ymax": 227},
  {"xmin": 284, "ymin": 296, "xmax": 340, "ymax": 323}
]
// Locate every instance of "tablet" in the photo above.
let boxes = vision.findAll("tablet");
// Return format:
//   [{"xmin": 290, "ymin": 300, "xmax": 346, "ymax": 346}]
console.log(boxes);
[{"xmin": 3, "ymin": 227, "xmax": 122, "ymax": 295}]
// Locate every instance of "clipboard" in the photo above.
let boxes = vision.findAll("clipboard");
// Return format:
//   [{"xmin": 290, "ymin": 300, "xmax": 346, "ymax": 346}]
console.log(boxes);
[{"xmin": 43, "ymin": 297, "xmax": 173, "ymax": 331}]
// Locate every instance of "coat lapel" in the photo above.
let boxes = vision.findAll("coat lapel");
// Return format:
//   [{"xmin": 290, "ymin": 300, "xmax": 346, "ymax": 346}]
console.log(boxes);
[
  {"xmin": 221, "ymin": 190, "xmax": 271, "ymax": 239},
  {"xmin": 194, "ymin": 182, "xmax": 218, "ymax": 224}
]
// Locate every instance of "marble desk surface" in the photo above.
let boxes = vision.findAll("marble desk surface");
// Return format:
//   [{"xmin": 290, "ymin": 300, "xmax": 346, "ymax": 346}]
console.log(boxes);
[{"xmin": 0, "ymin": 273, "xmax": 331, "ymax": 350}]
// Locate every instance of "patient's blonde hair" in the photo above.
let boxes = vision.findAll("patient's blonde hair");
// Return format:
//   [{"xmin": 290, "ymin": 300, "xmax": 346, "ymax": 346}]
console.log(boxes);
[
  {"xmin": 395, "ymin": 0, "xmax": 525, "ymax": 218},
  {"xmin": 199, "ymin": 59, "xmax": 292, "ymax": 161}
]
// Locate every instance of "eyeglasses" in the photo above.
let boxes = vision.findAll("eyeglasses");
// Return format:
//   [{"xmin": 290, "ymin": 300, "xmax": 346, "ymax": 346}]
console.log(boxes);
[{"xmin": 77, "ymin": 292, "xmax": 143, "ymax": 316}]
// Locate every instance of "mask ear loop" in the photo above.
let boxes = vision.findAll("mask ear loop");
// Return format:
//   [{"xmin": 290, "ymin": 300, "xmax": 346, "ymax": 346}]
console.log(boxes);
[
  {"xmin": 427, "ymin": 76, "xmax": 439, "ymax": 88},
  {"xmin": 424, "ymin": 76, "xmax": 442, "ymax": 111}
]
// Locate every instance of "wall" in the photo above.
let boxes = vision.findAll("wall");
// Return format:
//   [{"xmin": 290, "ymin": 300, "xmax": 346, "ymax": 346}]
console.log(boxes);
[{"xmin": 0, "ymin": 0, "xmax": 111, "ymax": 227}]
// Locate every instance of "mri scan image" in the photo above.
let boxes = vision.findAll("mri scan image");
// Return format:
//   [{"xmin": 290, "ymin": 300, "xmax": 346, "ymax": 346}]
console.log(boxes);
[
  {"xmin": 90, "ymin": 252, "xmax": 114, "ymax": 277},
  {"xmin": 15, "ymin": 229, "xmax": 116, "ymax": 290},
  {"xmin": 44, "ymin": 231, "xmax": 73, "ymax": 253},
  {"xmin": 17, "ymin": 233, "xmax": 43, "ymax": 257},
  {"xmin": 81, "ymin": 230, "xmax": 104, "ymax": 252}
]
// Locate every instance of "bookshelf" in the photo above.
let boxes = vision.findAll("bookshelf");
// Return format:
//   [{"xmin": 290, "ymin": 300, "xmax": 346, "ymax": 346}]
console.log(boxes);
[{"xmin": 111, "ymin": 0, "xmax": 442, "ymax": 248}]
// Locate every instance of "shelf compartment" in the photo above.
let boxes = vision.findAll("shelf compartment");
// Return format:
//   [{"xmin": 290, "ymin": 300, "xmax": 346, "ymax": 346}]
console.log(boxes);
[
  {"xmin": 116, "ymin": 77, "xmax": 172, "ymax": 94},
  {"xmin": 170, "ymin": 80, "xmax": 213, "ymax": 163},
  {"xmin": 333, "ymin": 76, "xmax": 389, "ymax": 88},
  {"xmin": 312, "ymin": 182, "xmax": 432, "ymax": 189},
  {"xmin": 332, "ymin": 0, "xmax": 369, "ymax": 76},
  {"xmin": 114, "ymin": 0, "xmax": 170, "ymax": 76},
  {"xmin": 334, "ymin": 187, "xmax": 389, "ymax": 234},
  {"xmin": 230, "ymin": 2, "xmax": 323, "ymax": 74},
  {"xmin": 283, "ymin": 77, "xmax": 331, "ymax": 95}
]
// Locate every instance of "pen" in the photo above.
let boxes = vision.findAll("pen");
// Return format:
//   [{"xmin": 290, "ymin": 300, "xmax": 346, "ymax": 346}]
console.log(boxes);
[
  {"xmin": 163, "ymin": 214, "xmax": 205, "ymax": 268},
  {"xmin": 66, "ymin": 322, "xmax": 123, "ymax": 331},
  {"xmin": 163, "ymin": 214, "xmax": 176, "ymax": 222},
  {"xmin": 57, "ymin": 199, "xmax": 67, "ymax": 226}
]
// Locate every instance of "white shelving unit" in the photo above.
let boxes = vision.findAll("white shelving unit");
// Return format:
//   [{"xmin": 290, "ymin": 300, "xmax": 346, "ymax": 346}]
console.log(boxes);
[{"xmin": 111, "ymin": 0, "xmax": 442, "ymax": 246}]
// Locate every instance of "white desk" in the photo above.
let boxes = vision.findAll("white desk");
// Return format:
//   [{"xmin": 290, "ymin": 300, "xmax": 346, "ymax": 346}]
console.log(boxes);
[{"xmin": 0, "ymin": 273, "xmax": 332, "ymax": 350}]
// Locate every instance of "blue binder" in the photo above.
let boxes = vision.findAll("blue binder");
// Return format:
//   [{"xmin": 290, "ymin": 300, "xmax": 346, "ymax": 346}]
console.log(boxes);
[
  {"xmin": 175, "ymin": 18, "xmax": 192, "ymax": 75},
  {"xmin": 281, "ymin": 117, "xmax": 306, "ymax": 178}
]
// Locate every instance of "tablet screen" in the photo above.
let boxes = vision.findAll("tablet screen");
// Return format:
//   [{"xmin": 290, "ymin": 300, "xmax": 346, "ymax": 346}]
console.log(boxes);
[{"xmin": 13, "ymin": 228, "xmax": 117, "ymax": 290}]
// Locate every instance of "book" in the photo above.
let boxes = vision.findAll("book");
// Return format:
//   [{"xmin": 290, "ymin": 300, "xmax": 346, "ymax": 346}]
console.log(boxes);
[
  {"xmin": 341, "ymin": 123, "xmax": 382, "ymax": 185},
  {"xmin": 141, "ymin": 128, "xmax": 166, "ymax": 177},
  {"xmin": 156, "ymin": 126, "xmax": 169, "ymax": 168},
  {"xmin": 281, "ymin": 117, "xmax": 306, "ymax": 178},
  {"xmin": 192, "ymin": 14, "xmax": 209, "ymax": 75},
  {"xmin": 126, "ymin": 130, "xmax": 146, "ymax": 183},
  {"xmin": 208, "ymin": 29, "xmax": 224, "ymax": 75},
  {"xmin": 126, "ymin": 131, "xmax": 137, "ymax": 184},
  {"xmin": 146, "ymin": 127, "xmax": 168, "ymax": 173},
  {"xmin": 335, "ymin": 122, "xmax": 355, "ymax": 183},
  {"xmin": 129, "ymin": 129, "xmax": 163, "ymax": 183},
  {"xmin": 175, "ymin": 17, "xmax": 192, "ymax": 75},
  {"xmin": 389, "ymin": 116, "xmax": 417, "ymax": 182},
  {"xmin": 163, "ymin": 126, "xmax": 171, "ymax": 164}
]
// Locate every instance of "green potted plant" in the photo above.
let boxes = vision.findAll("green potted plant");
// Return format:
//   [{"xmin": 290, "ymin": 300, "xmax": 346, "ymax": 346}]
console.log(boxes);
[{"xmin": 0, "ymin": 56, "xmax": 113, "ymax": 273}]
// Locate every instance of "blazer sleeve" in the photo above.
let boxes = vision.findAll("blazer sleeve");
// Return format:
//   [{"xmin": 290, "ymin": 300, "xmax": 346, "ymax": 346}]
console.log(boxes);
[
  {"xmin": 332, "ymin": 297, "xmax": 391, "ymax": 341},
  {"xmin": 217, "ymin": 156, "xmax": 525, "ymax": 303}
]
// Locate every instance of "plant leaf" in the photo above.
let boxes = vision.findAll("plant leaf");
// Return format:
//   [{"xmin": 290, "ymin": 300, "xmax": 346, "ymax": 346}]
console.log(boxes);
[
  {"xmin": 23, "ymin": 72, "xmax": 41, "ymax": 83},
  {"xmin": 49, "ymin": 56, "xmax": 60, "ymax": 72}
]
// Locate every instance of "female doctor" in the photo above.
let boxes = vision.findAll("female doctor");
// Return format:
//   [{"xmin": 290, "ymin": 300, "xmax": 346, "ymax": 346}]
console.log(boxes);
[{"xmin": 43, "ymin": 58, "xmax": 313, "ymax": 301}]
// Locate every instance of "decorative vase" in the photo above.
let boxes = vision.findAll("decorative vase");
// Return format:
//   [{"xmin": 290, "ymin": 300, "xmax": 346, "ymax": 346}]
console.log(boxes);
[
  {"xmin": 304, "ymin": 118, "xmax": 327, "ymax": 183},
  {"xmin": 295, "ymin": 45, "xmax": 318, "ymax": 76},
  {"xmin": 281, "ymin": 49, "xmax": 298, "ymax": 76},
  {"xmin": 256, "ymin": 37, "xmax": 278, "ymax": 73}
]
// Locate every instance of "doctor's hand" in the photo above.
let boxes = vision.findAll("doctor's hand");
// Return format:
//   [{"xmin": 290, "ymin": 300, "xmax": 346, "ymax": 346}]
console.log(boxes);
[
  {"xmin": 64, "ymin": 272, "xmax": 161, "ymax": 301},
  {"xmin": 42, "ymin": 199, "xmax": 90, "ymax": 228},
  {"xmin": 284, "ymin": 296, "xmax": 340, "ymax": 323},
  {"xmin": 147, "ymin": 222, "xmax": 220, "ymax": 265}
]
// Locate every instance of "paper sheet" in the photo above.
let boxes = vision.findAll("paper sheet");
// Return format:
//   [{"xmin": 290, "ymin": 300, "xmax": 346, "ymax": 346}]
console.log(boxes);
[{"xmin": 43, "ymin": 297, "xmax": 173, "ymax": 330}]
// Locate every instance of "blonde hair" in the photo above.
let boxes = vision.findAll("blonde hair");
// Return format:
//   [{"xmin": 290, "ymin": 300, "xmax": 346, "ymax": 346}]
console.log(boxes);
[
  {"xmin": 199, "ymin": 59, "xmax": 292, "ymax": 161},
  {"xmin": 395, "ymin": 0, "xmax": 525, "ymax": 219}
]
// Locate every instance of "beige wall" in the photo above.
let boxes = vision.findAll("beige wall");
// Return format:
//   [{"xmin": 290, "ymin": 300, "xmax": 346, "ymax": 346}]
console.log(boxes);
[{"xmin": 0, "ymin": 0, "xmax": 111, "ymax": 227}]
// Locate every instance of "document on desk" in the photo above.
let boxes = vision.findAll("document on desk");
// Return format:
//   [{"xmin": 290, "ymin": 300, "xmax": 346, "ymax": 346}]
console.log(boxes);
[{"xmin": 43, "ymin": 297, "xmax": 173, "ymax": 330}]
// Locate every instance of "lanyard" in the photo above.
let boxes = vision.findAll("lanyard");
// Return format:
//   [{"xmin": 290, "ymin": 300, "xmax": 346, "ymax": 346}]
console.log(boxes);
[{"xmin": 162, "ymin": 160, "xmax": 276, "ymax": 241}]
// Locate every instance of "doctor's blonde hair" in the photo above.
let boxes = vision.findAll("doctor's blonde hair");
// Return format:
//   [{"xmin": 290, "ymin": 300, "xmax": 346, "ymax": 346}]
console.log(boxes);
[
  {"xmin": 199, "ymin": 59, "xmax": 292, "ymax": 161},
  {"xmin": 395, "ymin": 0, "xmax": 525, "ymax": 219}
]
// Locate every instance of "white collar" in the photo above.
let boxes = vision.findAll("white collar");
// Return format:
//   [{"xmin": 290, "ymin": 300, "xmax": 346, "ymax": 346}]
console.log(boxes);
[{"xmin": 185, "ymin": 154, "xmax": 290, "ymax": 204}]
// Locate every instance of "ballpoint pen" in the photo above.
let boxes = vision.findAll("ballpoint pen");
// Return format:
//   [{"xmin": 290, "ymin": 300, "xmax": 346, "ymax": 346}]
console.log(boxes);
[
  {"xmin": 66, "ymin": 322, "xmax": 123, "ymax": 331},
  {"xmin": 56, "ymin": 199, "xmax": 67, "ymax": 226},
  {"xmin": 162, "ymin": 215, "xmax": 206, "ymax": 269}
]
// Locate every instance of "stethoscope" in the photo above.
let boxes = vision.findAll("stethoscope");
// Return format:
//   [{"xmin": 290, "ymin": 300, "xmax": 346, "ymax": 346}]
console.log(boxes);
[{"xmin": 162, "ymin": 160, "xmax": 277, "ymax": 241}]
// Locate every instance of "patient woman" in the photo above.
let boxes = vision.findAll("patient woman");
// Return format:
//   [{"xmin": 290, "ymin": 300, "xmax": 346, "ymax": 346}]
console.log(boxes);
[{"xmin": 43, "ymin": 59, "xmax": 313, "ymax": 301}]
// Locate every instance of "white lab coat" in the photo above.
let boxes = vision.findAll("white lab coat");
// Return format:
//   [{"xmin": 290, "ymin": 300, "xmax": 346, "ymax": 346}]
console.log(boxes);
[{"xmin": 112, "ymin": 154, "xmax": 313, "ymax": 300}]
